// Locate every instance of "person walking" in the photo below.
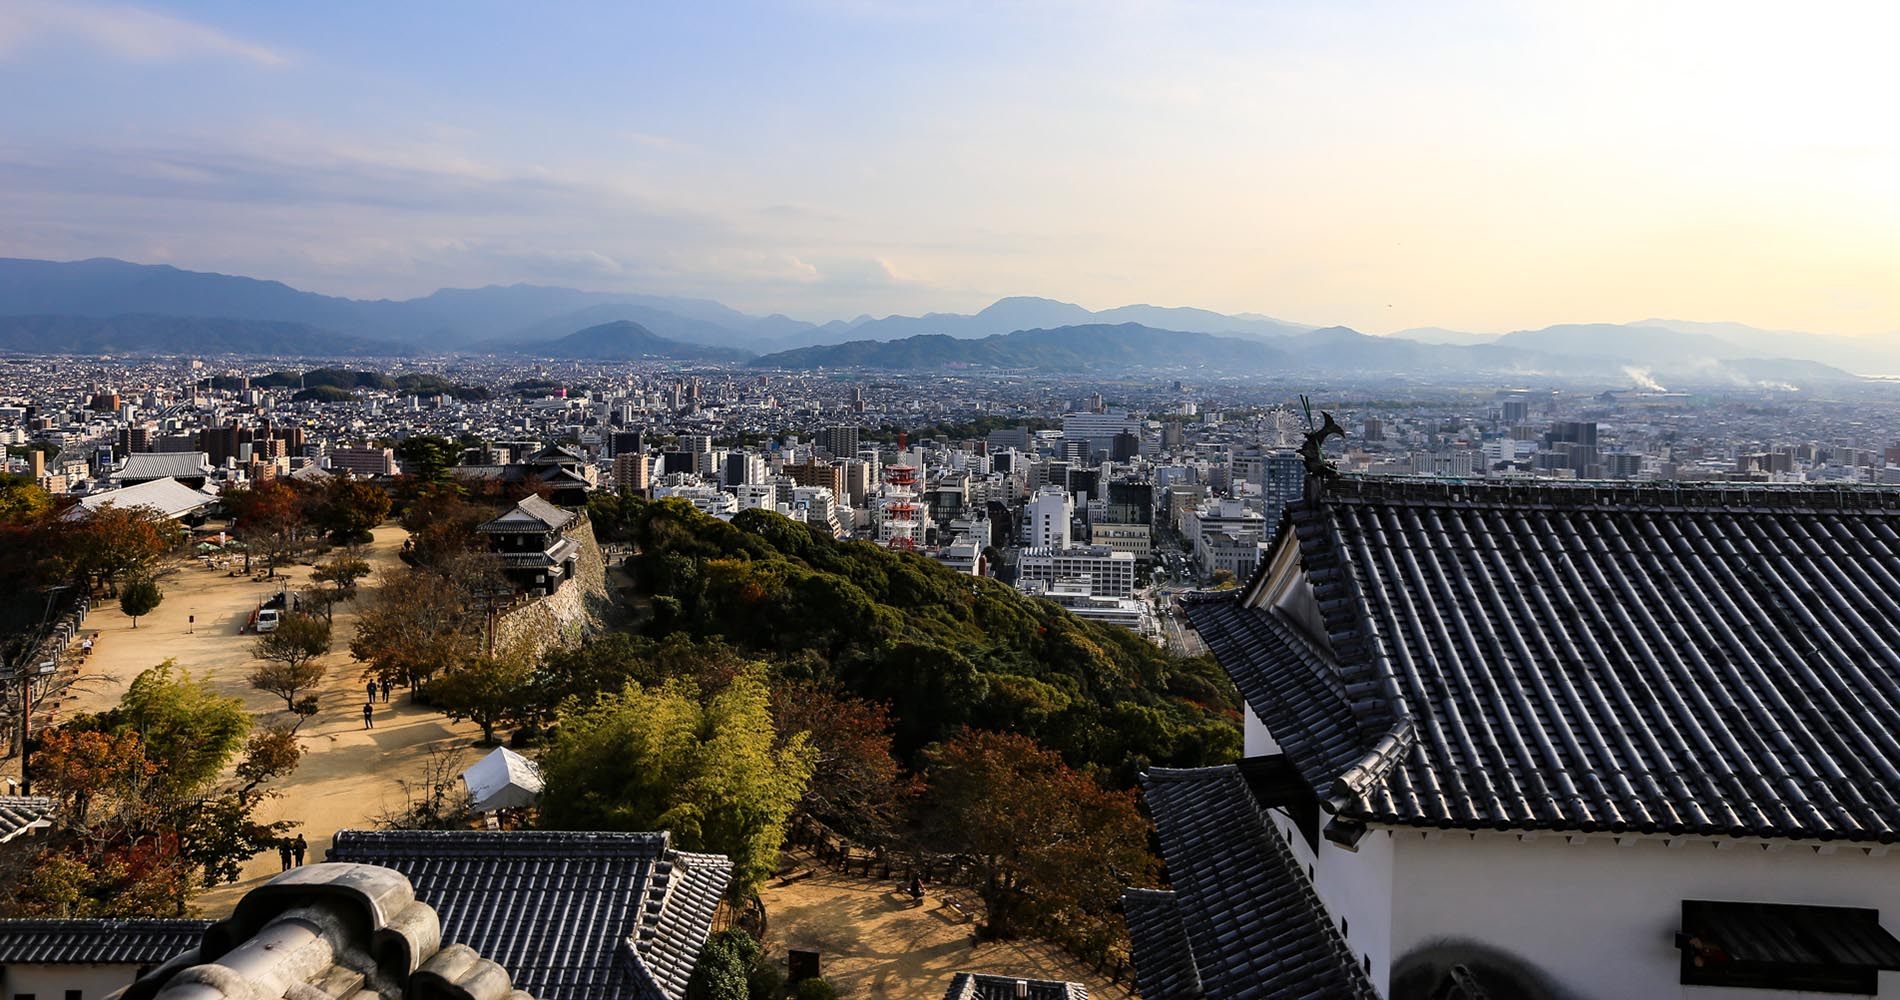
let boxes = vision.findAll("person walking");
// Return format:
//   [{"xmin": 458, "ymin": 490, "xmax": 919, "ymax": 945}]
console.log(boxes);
[
  {"xmin": 277, "ymin": 839, "xmax": 293, "ymax": 872},
  {"xmin": 366, "ymin": 680, "xmax": 378, "ymax": 702},
  {"xmin": 292, "ymin": 834, "xmax": 307, "ymax": 867},
  {"xmin": 379, "ymin": 678, "xmax": 391, "ymax": 703},
  {"xmin": 363, "ymin": 702, "xmax": 374, "ymax": 729}
]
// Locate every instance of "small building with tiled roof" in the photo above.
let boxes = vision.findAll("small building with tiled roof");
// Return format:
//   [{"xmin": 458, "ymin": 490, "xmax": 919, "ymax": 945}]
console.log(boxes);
[
  {"xmin": 477, "ymin": 495, "xmax": 585, "ymax": 595},
  {"xmin": 0, "ymin": 917, "xmax": 210, "ymax": 998},
  {"xmin": 327, "ymin": 829, "xmax": 731, "ymax": 1000},
  {"xmin": 64, "ymin": 476, "xmax": 219, "ymax": 522},
  {"xmin": 1134, "ymin": 476, "xmax": 1900, "ymax": 998},
  {"xmin": 453, "ymin": 445, "xmax": 597, "ymax": 506}
]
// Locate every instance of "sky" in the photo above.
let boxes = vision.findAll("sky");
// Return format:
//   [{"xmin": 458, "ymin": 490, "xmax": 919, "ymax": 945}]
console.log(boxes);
[{"xmin": 1, "ymin": 0, "xmax": 1897, "ymax": 335}]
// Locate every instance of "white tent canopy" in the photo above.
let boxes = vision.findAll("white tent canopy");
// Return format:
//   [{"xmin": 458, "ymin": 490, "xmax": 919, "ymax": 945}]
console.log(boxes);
[{"xmin": 460, "ymin": 746, "xmax": 543, "ymax": 813}]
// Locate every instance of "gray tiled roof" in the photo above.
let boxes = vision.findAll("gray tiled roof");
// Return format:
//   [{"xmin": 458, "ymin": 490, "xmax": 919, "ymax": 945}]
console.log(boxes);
[
  {"xmin": 124, "ymin": 863, "xmax": 537, "ymax": 999},
  {"xmin": 0, "ymin": 918, "xmax": 211, "ymax": 964},
  {"xmin": 1130, "ymin": 767, "xmax": 1377, "ymax": 1000},
  {"xmin": 69, "ymin": 477, "xmax": 219, "ymax": 520},
  {"xmin": 479, "ymin": 494, "xmax": 579, "ymax": 533},
  {"xmin": 1120, "ymin": 890, "xmax": 1198, "ymax": 1000},
  {"xmin": 328, "ymin": 830, "xmax": 731, "ymax": 1000},
  {"xmin": 1193, "ymin": 478, "xmax": 1900, "ymax": 842},
  {"xmin": 0, "ymin": 794, "xmax": 54, "ymax": 842},
  {"xmin": 113, "ymin": 451, "xmax": 214, "ymax": 482},
  {"xmin": 942, "ymin": 972, "xmax": 1089, "ymax": 1000}
]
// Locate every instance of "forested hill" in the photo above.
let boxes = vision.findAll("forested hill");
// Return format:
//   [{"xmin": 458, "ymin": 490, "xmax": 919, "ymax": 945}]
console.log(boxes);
[
  {"xmin": 586, "ymin": 494, "xmax": 1241, "ymax": 781},
  {"xmin": 747, "ymin": 323, "xmax": 1282, "ymax": 371}
]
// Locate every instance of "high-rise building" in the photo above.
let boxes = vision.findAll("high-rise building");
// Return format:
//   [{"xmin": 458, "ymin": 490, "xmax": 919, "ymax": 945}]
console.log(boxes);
[
  {"xmin": 1260, "ymin": 451, "xmax": 1306, "ymax": 535},
  {"xmin": 1025, "ymin": 485, "xmax": 1074, "ymax": 549},
  {"xmin": 818, "ymin": 425, "xmax": 860, "ymax": 459},
  {"xmin": 784, "ymin": 457, "xmax": 848, "ymax": 498},
  {"xmin": 611, "ymin": 430, "xmax": 645, "ymax": 457},
  {"xmin": 722, "ymin": 450, "xmax": 767, "ymax": 487},
  {"xmin": 612, "ymin": 452, "xmax": 650, "ymax": 493}
]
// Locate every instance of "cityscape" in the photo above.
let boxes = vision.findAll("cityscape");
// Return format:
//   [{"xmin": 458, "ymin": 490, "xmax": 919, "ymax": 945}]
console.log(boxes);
[{"xmin": 3, "ymin": 3, "xmax": 1900, "ymax": 1000}]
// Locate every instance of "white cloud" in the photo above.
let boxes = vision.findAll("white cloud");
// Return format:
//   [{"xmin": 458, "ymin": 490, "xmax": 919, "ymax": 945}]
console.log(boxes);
[{"xmin": 0, "ymin": 1, "xmax": 289, "ymax": 65}]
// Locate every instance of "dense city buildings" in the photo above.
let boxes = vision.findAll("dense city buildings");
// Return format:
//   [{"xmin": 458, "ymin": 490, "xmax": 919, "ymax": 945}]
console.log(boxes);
[{"xmin": 8, "ymin": 354, "xmax": 1900, "ymax": 652}]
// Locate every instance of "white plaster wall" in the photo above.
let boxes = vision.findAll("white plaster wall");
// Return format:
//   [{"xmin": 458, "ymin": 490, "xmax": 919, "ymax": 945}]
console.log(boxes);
[
  {"xmin": 1242, "ymin": 701, "xmax": 1279, "ymax": 756},
  {"xmin": 1258, "ymin": 803, "xmax": 1396, "ymax": 991},
  {"xmin": 1388, "ymin": 831, "xmax": 1900, "ymax": 999},
  {"xmin": 4, "ymin": 962, "xmax": 140, "ymax": 997},
  {"xmin": 1316, "ymin": 826, "xmax": 1395, "ymax": 988}
]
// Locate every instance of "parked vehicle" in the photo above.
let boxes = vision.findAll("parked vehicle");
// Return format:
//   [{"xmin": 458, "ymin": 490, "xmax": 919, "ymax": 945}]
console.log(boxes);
[{"xmin": 255, "ymin": 608, "xmax": 281, "ymax": 633}]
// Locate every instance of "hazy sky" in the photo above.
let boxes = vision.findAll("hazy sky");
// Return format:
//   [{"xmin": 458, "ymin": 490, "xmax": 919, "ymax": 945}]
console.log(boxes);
[{"xmin": 2, "ymin": 1, "xmax": 1896, "ymax": 334}]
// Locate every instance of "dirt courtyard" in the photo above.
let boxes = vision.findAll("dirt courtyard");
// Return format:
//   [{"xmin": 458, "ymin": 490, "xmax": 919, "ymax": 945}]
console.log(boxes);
[
  {"xmin": 43, "ymin": 525, "xmax": 483, "ymax": 914},
  {"xmin": 759, "ymin": 854, "xmax": 1133, "ymax": 999}
]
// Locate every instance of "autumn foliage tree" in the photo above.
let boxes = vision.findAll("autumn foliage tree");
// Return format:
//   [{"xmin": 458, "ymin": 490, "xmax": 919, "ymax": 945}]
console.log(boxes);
[
  {"xmin": 53, "ymin": 504, "xmax": 168, "ymax": 595},
  {"xmin": 770, "ymin": 681, "xmax": 915, "ymax": 846},
  {"xmin": 350, "ymin": 570, "xmax": 474, "ymax": 694},
  {"xmin": 5, "ymin": 665, "xmax": 302, "ymax": 916},
  {"xmin": 921, "ymin": 729, "xmax": 1158, "ymax": 944},
  {"xmin": 223, "ymin": 479, "xmax": 309, "ymax": 576}
]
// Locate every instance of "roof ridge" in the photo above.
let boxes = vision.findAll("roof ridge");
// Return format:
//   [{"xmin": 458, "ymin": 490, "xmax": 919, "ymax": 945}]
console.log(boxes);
[{"xmin": 1327, "ymin": 475, "xmax": 1900, "ymax": 511}]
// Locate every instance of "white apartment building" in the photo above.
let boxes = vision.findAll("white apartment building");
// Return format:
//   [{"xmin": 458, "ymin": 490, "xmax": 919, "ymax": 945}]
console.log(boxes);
[
  {"xmin": 1015, "ymin": 545, "xmax": 1136, "ymax": 598},
  {"xmin": 1024, "ymin": 485, "xmax": 1074, "ymax": 549}
]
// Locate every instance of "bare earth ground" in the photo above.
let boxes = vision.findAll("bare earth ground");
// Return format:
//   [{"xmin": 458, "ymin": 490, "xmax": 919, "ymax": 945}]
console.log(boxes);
[
  {"xmin": 45, "ymin": 525, "xmax": 483, "ymax": 915},
  {"xmin": 759, "ymin": 852, "xmax": 1133, "ymax": 1000}
]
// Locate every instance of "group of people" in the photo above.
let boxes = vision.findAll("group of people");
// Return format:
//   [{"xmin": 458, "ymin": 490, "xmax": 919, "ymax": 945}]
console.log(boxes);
[
  {"xmin": 363, "ymin": 678, "xmax": 392, "ymax": 729},
  {"xmin": 276, "ymin": 834, "xmax": 310, "ymax": 871}
]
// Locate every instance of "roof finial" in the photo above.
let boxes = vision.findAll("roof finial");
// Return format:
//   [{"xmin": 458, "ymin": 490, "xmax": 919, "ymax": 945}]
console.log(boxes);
[{"xmin": 1298, "ymin": 394, "xmax": 1345, "ymax": 500}]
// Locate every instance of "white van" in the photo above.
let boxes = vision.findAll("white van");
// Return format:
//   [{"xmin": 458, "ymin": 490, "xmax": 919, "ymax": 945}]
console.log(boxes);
[{"xmin": 256, "ymin": 608, "xmax": 281, "ymax": 633}]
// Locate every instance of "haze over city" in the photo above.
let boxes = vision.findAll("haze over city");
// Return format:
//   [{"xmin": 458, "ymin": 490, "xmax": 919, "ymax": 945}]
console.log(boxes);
[{"xmin": 4, "ymin": 0, "xmax": 1899, "ymax": 336}]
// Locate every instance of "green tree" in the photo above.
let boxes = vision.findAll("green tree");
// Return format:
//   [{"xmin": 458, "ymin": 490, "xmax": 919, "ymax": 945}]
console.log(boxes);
[
  {"xmin": 921, "ymin": 729, "xmax": 1158, "ymax": 942},
  {"xmin": 538, "ymin": 672, "xmax": 815, "ymax": 894},
  {"xmin": 117, "ymin": 577, "xmax": 162, "ymax": 628},
  {"xmin": 312, "ymin": 478, "xmax": 391, "ymax": 544},
  {"xmin": 117, "ymin": 661, "xmax": 251, "ymax": 795},
  {"xmin": 685, "ymin": 930, "xmax": 759, "ymax": 1000},
  {"xmin": 427, "ymin": 643, "xmax": 536, "ymax": 744},
  {"xmin": 394, "ymin": 435, "xmax": 459, "ymax": 483},
  {"xmin": 0, "ymin": 475, "xmax": 52, "ymax": 522},
  {"xmin": 249, "ymin": 614, "xmax": 333, "ymax": 711}
]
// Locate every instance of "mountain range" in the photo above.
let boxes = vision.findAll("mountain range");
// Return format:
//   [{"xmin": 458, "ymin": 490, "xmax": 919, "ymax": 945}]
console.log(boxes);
[{"xmin": 0, "ymin": 256, "xmax": 1894, "ymax": 381}]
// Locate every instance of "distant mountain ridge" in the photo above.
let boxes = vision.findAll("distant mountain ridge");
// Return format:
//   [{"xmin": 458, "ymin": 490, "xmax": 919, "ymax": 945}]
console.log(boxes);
[
  {"xmin": 0, "ymin": 256, "xmax": 1889, "ymax": 378},
  {"xmin": 0, "ymin": 314, "xmax": 402, "ymax": 356},
  {"xmin": 751, "ymin": 323, "xmax": 1285, "ymax": 370},
  {"xmin": 495, "ymin": 320, "xmax": 751, "ymax": 362}
]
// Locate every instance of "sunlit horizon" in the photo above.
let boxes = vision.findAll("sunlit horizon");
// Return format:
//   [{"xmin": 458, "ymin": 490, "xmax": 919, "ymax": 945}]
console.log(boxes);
[{"xmin": 2, "ymin": 0, "xmax": 1896, "ymax": 336}]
